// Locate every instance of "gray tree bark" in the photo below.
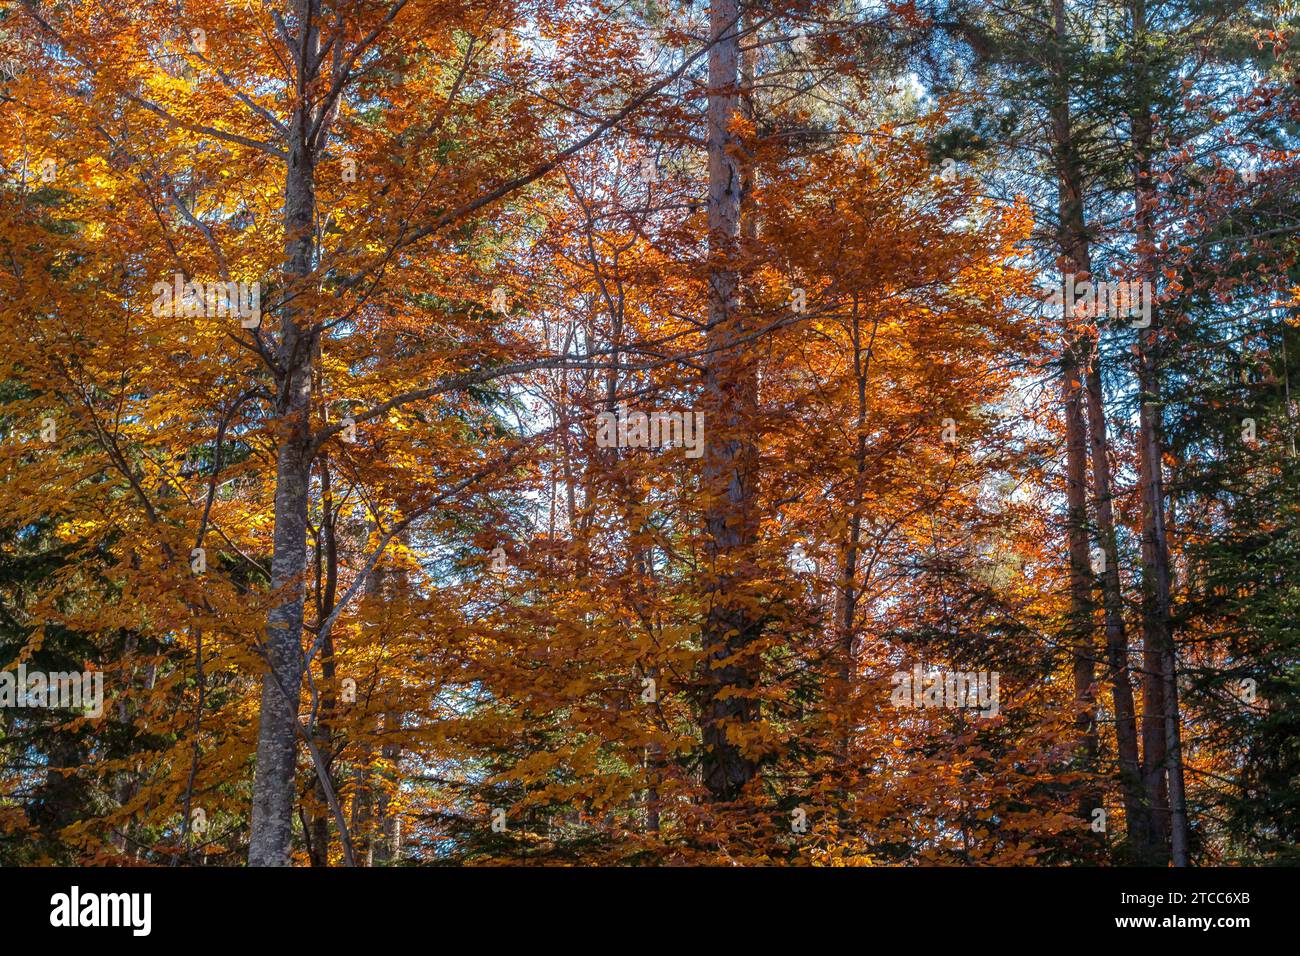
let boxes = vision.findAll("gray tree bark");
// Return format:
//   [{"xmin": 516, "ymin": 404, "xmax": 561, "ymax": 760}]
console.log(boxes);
[{"xmin": 249, "ymin": 0, "xmax": 321, "ymax": 866}]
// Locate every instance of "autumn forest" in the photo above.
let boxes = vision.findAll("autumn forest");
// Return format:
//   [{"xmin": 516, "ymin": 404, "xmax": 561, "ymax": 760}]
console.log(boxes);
[{"xmin": 0, "ymin": 0, "xmax": 1297, "ymax": 871}]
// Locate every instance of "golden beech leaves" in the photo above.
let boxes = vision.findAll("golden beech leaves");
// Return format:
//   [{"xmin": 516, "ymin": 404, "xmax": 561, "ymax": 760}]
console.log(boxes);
[{"xmin": 0, "ymin": 0, "xmax": 1293, "ymax": 870}]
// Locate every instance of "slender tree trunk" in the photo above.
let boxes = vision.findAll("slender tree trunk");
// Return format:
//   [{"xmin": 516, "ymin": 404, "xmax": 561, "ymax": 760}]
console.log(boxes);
[
  {"xmin": 1055, "ymin": 146, "xmax": 1152, "ymax": 852},
  {"xmin": 1062, "ymin": 321, "xmax": 1099, "ymax": 803},
  {"xmin": 249, "ymin": 5, "xmax": 320, "ymax": 864},
  {"xmin": 1083, "ymin": 349, "xmax": 1152, "ymax": 856},
  {"xmin": 1050, "ymin": 0, "xmax": 1098, "ymax": 826},
  {"xmin": 838, "ymin": 372, "xmax": 865, "ymax": 766},
  {"xmin": 699, "ymin": 0, "xmax": 759, "ymax": 801},
  {"xmin": 1133, "ymin": 24, "xmax": 1171, "ymax": 868},
  {"xmin": 307, "ymin": 455, "xmax": 339, "ymax": 865},
  {"xmin": 1135, "ymin": 246, "xmax": 1187, "ymax": 864},
  {"xmin": 350, "ymin": 532, "xmax": 386, "ymax": 865},
  {"xmin": 838, "ymin": 300, "xmax": 878, "ymax": 772},
  {"xmin": 1136, "ymin": 327, "xmax": 1176, "ymax": 863},
  {"xmin": 1131, "ymin": 0, "xmax": 1188, "ymax": 866},
  {"xmin": 1050, "ymin": 0, "xmax": 1157, "ymax": 858},
  {"xmin": 372, "ymin": 525, "xmax": 413, "ymax": 865}
]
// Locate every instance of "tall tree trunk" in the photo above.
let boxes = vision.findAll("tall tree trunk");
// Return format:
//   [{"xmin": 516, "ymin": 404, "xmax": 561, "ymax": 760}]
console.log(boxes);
[
  {"xmin": 249, "ymin": 4, "xmax": 320, "ymax": 865},
  {"xmin": 1062, "ymin": 318, "xmax": 1098, "ymax": 810},
  {"xmin": 699, "ymin": 0, "xmax": 759, "ymax": 802},
  {"xmin": 837, "ymin": 300, "xmax": 877, "ymax": 772},
  {"xmin": 350, "ymin": 531, "xmax": 386, "ymax": 865},
  {"xmin": 1083, "ymin": 347, "xmax": 1152, "ymax": 857},
  {"xmin": 1131, "ymin": 0, "xmax": 1188, "ymax": 866},
  {"xmin": 1050, "ymin": 0, "xmax": 1099, "ymax": 824},
  {"xmin": 371, "ymin": 522, "xmax": 409, "ymax": 865},
  {"xmin": 1052, "ymin": 92, "xmax": 1152, "ymax": 852},
  {"xmin": 307, "ymin": 454, "xmax": 339, "ymax": 865}
]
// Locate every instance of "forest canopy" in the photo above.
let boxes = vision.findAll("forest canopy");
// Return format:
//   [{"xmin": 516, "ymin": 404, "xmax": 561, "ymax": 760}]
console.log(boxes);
[{"xmin": 0, "ymin": 0, "xmax": 1297, "ymax": 868}]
